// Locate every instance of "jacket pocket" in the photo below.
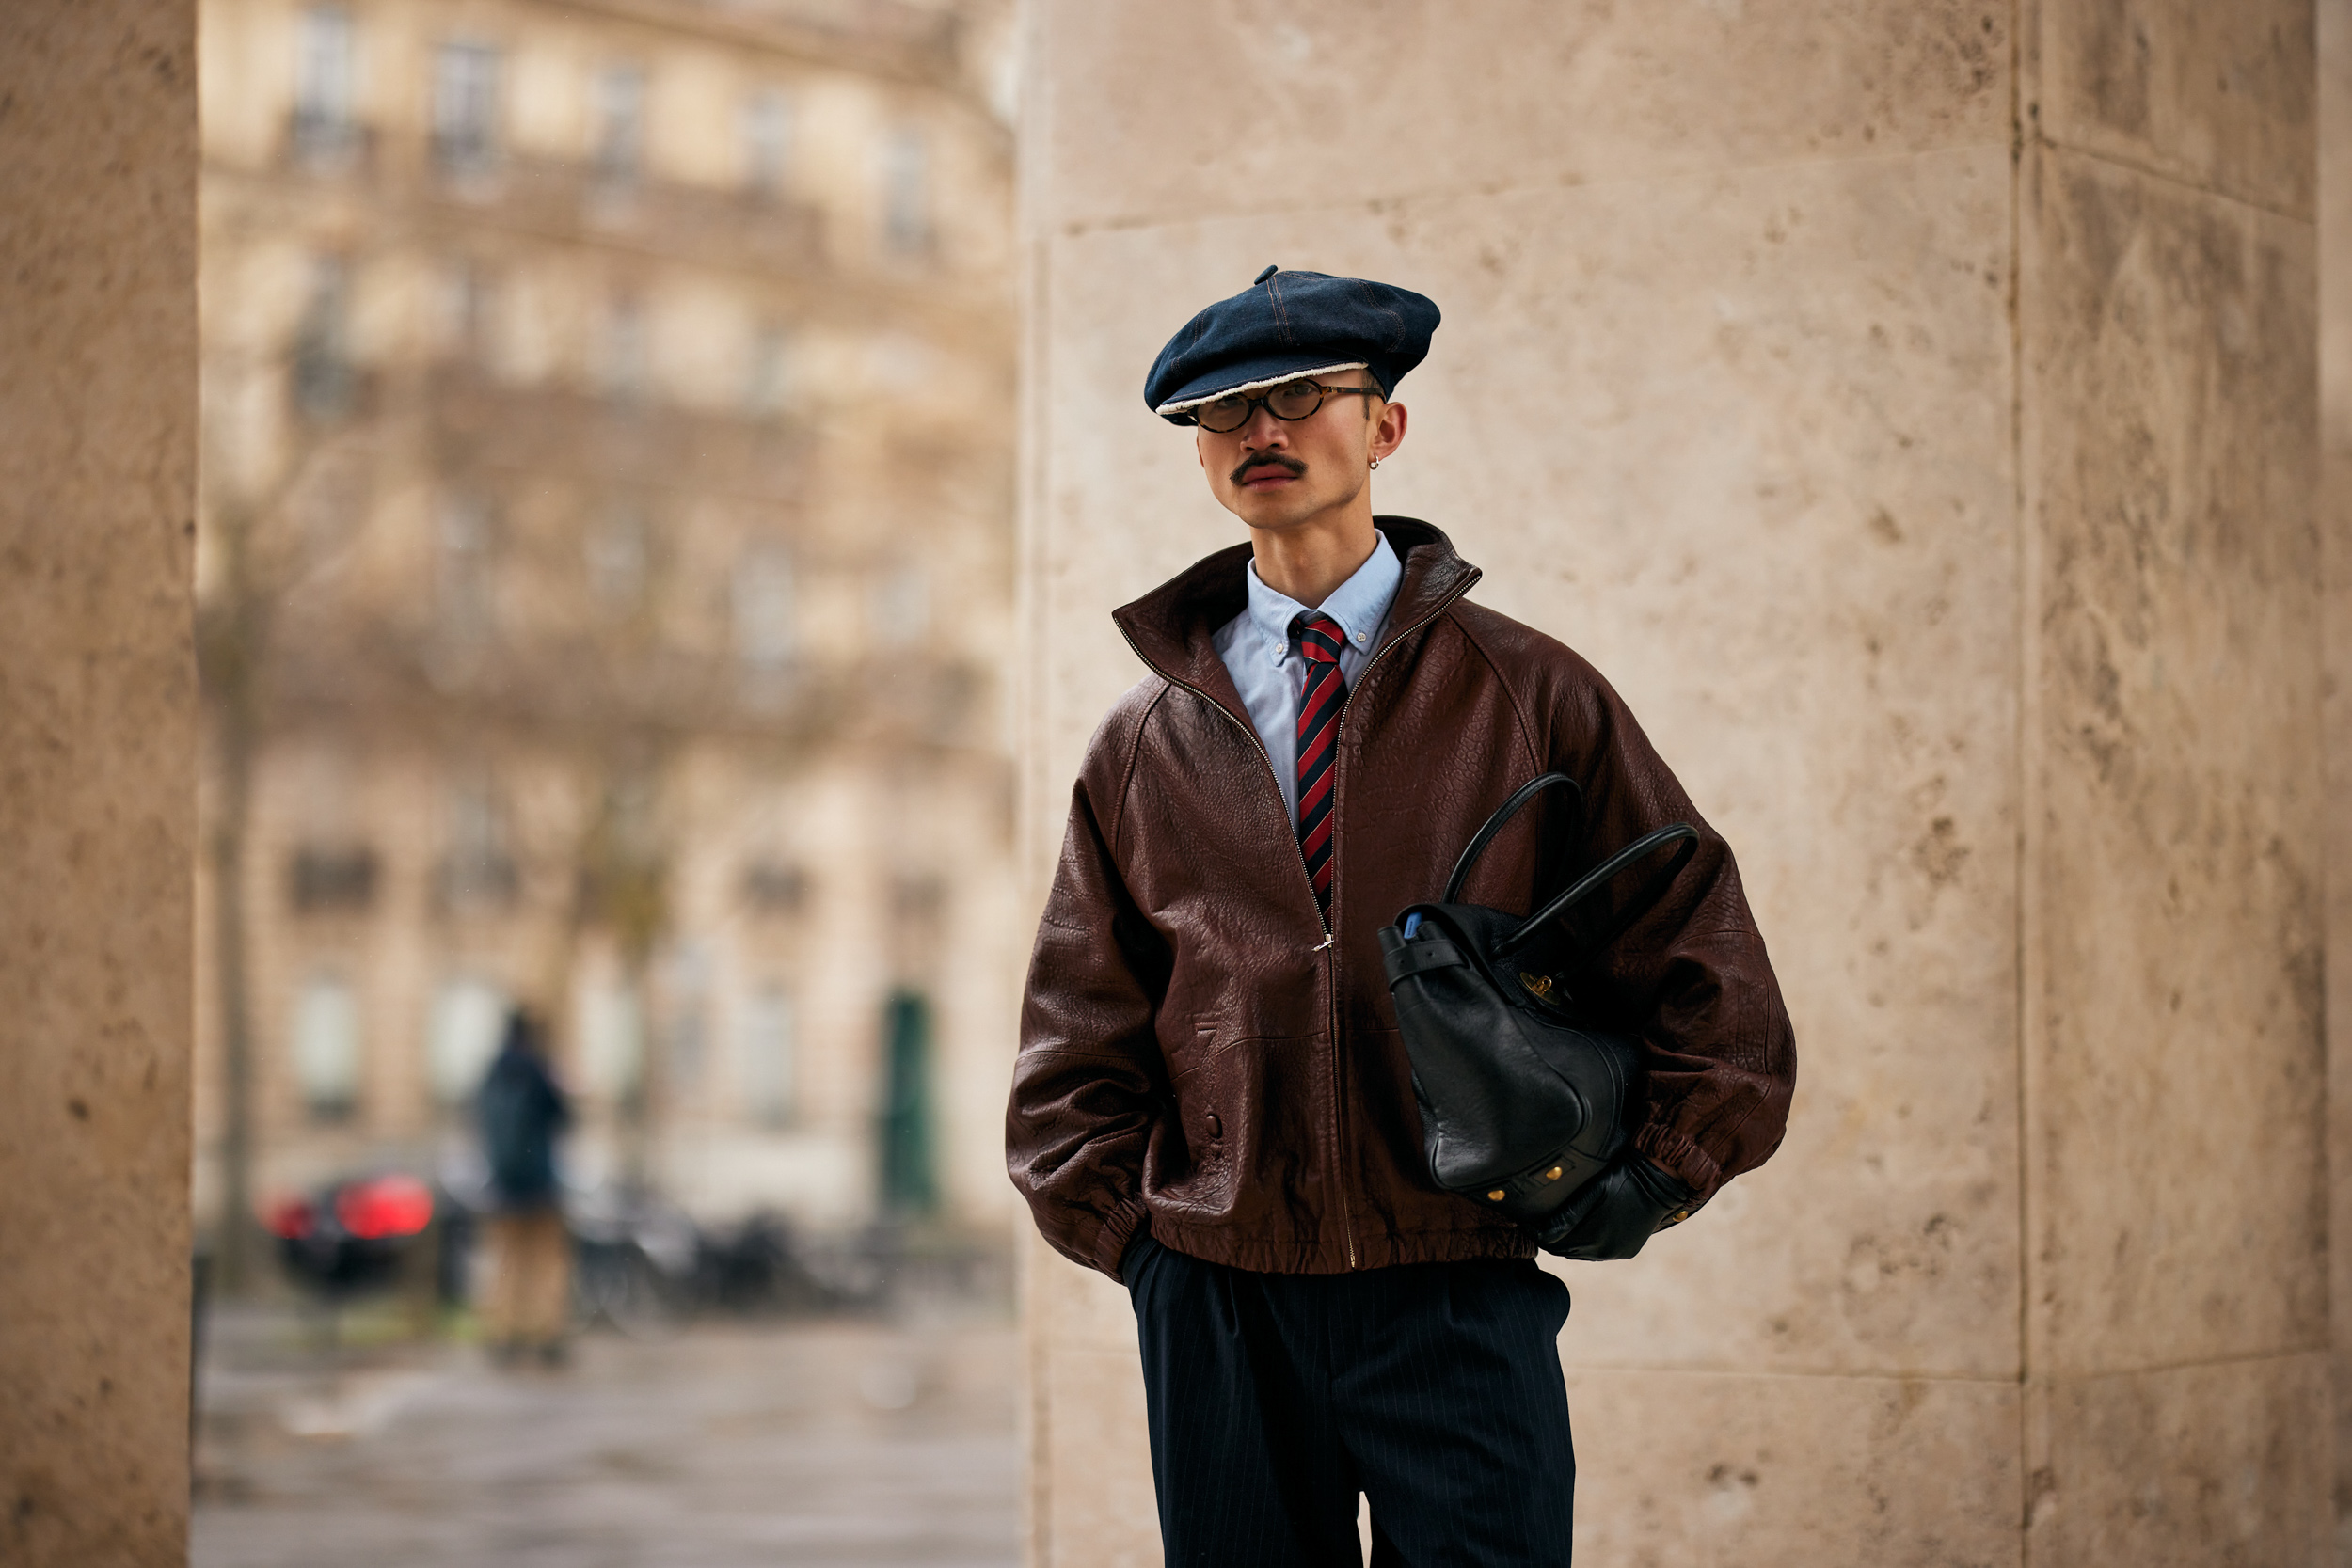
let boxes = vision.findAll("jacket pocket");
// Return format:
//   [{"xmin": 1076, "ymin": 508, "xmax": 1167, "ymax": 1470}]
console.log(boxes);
[{"xmin": 1164, "ymin": 1022, "xmax": 1232, "ymax": 1196}]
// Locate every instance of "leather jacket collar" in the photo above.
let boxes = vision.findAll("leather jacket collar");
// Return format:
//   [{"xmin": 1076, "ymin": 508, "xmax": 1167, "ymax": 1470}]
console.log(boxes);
[{"xmin": 1110, "ymin": 516, "xmax": 1484, "ymax": 726}]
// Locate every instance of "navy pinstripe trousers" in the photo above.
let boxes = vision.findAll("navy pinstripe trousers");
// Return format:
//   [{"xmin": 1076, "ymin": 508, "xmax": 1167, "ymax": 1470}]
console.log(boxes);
[{"xmin": 1127, "ymin": 1235, "xmax": 1576, "ymax": 1567}]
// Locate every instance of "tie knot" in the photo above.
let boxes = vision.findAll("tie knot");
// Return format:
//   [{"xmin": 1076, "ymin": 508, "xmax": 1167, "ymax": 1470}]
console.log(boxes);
[{"xmin": 1295, "ymin": 613, "xmax": 1345, "ymax": 666}]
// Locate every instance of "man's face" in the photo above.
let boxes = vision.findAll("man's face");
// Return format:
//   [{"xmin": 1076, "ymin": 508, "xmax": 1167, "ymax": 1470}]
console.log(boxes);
[{"xmin": 1194, "ymin": 378, "xmax": 1406, "ymax": 532}]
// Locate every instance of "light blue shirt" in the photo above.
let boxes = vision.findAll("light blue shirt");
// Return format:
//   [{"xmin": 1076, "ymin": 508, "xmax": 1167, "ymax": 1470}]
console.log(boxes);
[{"xmin": 1211, "ymin": 530, "xmax": 1404, "ymax": 824}]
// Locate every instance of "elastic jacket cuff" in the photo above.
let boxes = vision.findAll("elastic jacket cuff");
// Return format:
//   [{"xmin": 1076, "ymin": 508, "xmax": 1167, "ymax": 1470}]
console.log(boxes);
[
  {"xmin": 1634, "ymin": 1122, "xmax": 1724, "ymax": 1206},
  {"xmin": 1116, "ymin": 1227, "xmax": 1158, "ymax": 1285},
  {"xmin": 1098, "ymin": 1199, "xmax": 1152, "ymax": 1283}
]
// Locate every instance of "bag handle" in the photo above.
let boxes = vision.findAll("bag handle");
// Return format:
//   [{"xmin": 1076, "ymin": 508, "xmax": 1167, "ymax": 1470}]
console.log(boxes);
[
  {"xmin": 1443, "ymin": 772, "xmax": 1702, "ymax": 962},
  {"xmin": 1498, "ymin": 822, "xmax": 1698, "ymax": 959},
  {"xmin": 1442, "ymin": 772, "xmax": 1583, "ymax": 903}
]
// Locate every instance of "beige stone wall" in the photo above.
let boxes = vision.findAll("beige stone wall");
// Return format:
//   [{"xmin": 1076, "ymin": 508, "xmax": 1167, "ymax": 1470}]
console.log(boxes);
[
  {"xmin": 2020, "ymin": 5, "xmax": 2326, "ymax": 1560},
  {"xmin": 1017, "ymin": 4, "xmax": 2326, "ymax": 1564},
  {"xmin": 0, "ymin": 2, "xmax": 199, "ymax": 1564}
]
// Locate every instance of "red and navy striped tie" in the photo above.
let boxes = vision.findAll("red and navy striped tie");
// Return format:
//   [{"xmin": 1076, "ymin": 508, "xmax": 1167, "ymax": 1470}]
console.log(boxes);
[{"xmin": 1294, "ymin": 612, "xmax": 1347, "ymax": 914}]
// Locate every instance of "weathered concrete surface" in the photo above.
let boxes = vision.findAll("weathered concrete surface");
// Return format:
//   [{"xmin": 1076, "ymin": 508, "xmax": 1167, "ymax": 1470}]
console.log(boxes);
[
  {"xmin": 1018, "ymin": 2, "xmax": 2325, "ymax": 1565},
  {"xmin": 0, "ymin": 2, "xmax": 199, "ymax": 1565},
  {"xmin": 2021, "ymin": 3, "xmax": 2328, "ymax": 1561},
  {"xmin": 2020, "ymin": 135, "xmax": 2328, "ymax": 1565},
  {"xmin": 1564, "ymin": 1369, "xmax": 2019, "ymax": 1567},
  {"xmin": 1029, "ymin": 2, "xmax": 2011, "ymax": 229}
]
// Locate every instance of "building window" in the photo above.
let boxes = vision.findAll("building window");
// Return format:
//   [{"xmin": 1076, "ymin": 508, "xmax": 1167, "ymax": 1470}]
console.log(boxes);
[
  {"xmin": 292, "ymin": 972, "xmax": 363, "ymax": 1120},
  {"xmin": 289, "ymin": 845, "xmax": 378, "ymax": 912},
  {"xmin": 739, "ymin": 986, "xmax": 796, "ymax": 1129},
  {"xmin": 600, "ymin": 293, "xmax": 647, "ymax": 404},
  {"xmin": 437, "ymin": 257, "xmax": 498, "ymax": 367},
  {"xmin": 291, "ymin": 5, "xmax": 359, "ymax": 166},
  {"xmin": 427, "ymin": 974, "xmax": 508, "ymax": 1103},
  {"xmin": 879, "ymin": 125, "xmax": 930, "ymax": 257},
  {"xmin": 580, "ymin": 978, "xmax": 644, "ymax": 1103},
  {"xmin": 868, "ymin": 563, "xmax": 929, "ymax": 649},
  {"xmin": 585, "ymin": 504, "xmax": 648, "ymax": 612},
  {"xmin": 436, "ymin": 493, "xmax": 496, "ymax": 640},
  {"xmin": 740, "ymin": 89, "xmax": 790, "ymax": 198},
  {"xmin": 437, "ymin": 768, "xmax": 517, "ymax": 909},
  {"xmin": 739, "ymin": 858, "xmax": 808, "ymax": 915},
  {"xmin": 744, "ymin": 326, "xmax": 793, "ymax": 419},
  {"xmin": 432, "ymin": 40, "xmax": 501, "ymax": 176},
  {"xmin": 593, "ymin": 63, "xmax": 645, "ymax": 186},
  {"xmin": 891, "ymin": 872, "xmax": 947, "ymax": 927},
  {"xmin": 664, "ymin": 942, "xmax": 711, "ymax": 1095},
  {"xmin": 291, "ymin": 254, "xmax": 355, "ymax": 420},
  {"xmin": 731, "ymin": 543, "xmax": 795, "ymax": 671}
]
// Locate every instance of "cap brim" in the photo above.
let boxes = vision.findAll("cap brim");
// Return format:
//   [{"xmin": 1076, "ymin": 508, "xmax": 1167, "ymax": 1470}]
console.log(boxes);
[{"xmin": 1155, "ymin": 361, "xmax": 1370, "ymax": 420}]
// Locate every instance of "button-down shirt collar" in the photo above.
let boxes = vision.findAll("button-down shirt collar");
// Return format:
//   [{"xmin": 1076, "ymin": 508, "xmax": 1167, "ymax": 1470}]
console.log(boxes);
[
  {"xmin": 1210, "ymin": 529, "xmax": 1406, "ymax": 827},
  {"xmin": 1245, "ymin": 528, "xmax": 1403, "ymax": 667}
]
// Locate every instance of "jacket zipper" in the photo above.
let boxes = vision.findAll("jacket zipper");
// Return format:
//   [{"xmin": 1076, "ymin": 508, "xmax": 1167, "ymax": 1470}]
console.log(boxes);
[
  {"xmin": 1317, "ymin": 595, "xmax": 1462, "ymax": 1270},
  {"xmin": 1116, "ymin": 578, "xmax": 1476, "ymax": 1274}
]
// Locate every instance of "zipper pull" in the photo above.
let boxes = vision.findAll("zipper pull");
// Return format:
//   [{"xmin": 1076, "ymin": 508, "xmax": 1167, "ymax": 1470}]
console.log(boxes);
[{"xmin": 1311, "ymin": 933, "xmax": 1336, "ymax": 953}]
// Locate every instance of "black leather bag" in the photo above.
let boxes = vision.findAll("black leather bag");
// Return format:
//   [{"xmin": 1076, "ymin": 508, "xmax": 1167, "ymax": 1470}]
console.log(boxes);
[{"xmin": 1376, "ymin": 774, "xmax": 1698, "ymax": 1233}]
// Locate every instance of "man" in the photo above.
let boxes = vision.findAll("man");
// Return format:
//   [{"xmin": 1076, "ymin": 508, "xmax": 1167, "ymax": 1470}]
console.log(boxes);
[
  {"xmin": 477, "ymin": 1006, "xmax": 573, "ymax": 1366},
  {"xmin": 1007, "ymin": 266, "xmax": 1796, "ymax": 1566}
]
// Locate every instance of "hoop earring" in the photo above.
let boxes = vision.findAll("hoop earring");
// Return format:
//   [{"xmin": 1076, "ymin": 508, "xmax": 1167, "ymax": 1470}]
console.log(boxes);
[{"xmin": 1369, "ymin": 456, "xmax": 1382, "ymax": 470}]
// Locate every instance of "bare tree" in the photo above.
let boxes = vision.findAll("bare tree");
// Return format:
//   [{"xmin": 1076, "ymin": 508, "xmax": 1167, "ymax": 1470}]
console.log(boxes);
[{"xmin": 194, "ymin": 415, "xmax": 363, "ymax": 1291}]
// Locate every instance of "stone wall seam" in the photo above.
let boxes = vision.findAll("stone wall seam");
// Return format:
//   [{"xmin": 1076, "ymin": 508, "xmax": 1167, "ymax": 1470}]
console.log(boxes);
[
  {"xmin": 2013, "ymin": 6, "xmax": 2056, "ymax": 1556},
  {"xmin": 1046, "ymin": 138, "xmax": 2023, "ymax": 245},
  {"xmin": 1015, "ymin": 227, "xmax": 1056, "ymax": 894},
  {"xmin": 2031, "ymin": 130, "xmax": 2321, "ymax": 226},
  {"xmin": 2042, "ymin": 1343, "xmax": 2333, "ymax": 1384},
  {"xmin": 2319, "ymin": 4, "xmax": 2352, "ymax": 1558}
]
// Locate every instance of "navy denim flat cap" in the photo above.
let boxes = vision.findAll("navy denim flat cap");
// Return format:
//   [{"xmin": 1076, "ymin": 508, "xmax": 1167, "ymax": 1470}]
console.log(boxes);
[{"xmin": 1145, "ymin": 265, "xmax": 1440, "ymax": 424}]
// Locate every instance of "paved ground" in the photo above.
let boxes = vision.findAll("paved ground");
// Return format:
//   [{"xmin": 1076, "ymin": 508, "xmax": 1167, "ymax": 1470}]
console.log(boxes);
[{"xmin": 192, "ymin": 1307, "xmax": 1021, "ymax": 1568}]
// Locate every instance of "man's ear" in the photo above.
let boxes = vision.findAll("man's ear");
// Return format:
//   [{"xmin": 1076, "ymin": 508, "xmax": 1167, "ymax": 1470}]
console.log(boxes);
[{"xmin": 1373, "ymin": 400, "xmax": 1408, "ymax": 462}]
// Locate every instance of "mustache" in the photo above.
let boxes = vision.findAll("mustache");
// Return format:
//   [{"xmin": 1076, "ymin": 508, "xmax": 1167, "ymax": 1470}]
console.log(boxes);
[{"xmin": 1230, "ymin": 453, "xmax": 1307, "ymax": 485}]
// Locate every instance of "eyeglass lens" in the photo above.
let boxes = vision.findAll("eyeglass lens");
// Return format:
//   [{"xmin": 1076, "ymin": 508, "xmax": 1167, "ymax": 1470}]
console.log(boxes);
[{"xmin": 1197, "ymin": 380, "xmax": 1327, "ymax": 433}]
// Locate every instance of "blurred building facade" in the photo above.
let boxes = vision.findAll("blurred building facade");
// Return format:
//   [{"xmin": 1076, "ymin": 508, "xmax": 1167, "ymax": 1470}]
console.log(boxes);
[{"xmin": 192, "ymin": 0, "xmax": 1018, "ymax": 1260}]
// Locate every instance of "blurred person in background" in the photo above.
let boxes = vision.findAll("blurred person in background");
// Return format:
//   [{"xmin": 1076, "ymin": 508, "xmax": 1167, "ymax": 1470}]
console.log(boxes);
[{"xmin": 477, "ymin": 1006, "xmax": 574, "ymax": 1366}]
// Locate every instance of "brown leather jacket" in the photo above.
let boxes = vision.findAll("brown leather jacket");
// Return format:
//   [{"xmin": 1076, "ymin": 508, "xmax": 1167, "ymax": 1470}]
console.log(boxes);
[{"xmin": 1008, "ymin": 519, "xmax": 1795, "ymax": 1280}]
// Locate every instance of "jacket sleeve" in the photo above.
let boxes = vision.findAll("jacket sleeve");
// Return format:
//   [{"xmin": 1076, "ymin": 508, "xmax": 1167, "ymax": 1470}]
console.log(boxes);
[
  {"xmin": 1553, "ymin": 669, "xmax": 1797, "ymax": 1205},
  {"xmin": 1006, "ymin": 777, "xmax": 1171, "ymax": 1281}
]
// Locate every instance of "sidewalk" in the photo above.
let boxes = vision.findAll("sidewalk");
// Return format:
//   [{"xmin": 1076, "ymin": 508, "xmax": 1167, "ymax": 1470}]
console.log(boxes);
[{"xmin": 192, "ymin": 1308, "xmax": 1020, "ymax": 1568}]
